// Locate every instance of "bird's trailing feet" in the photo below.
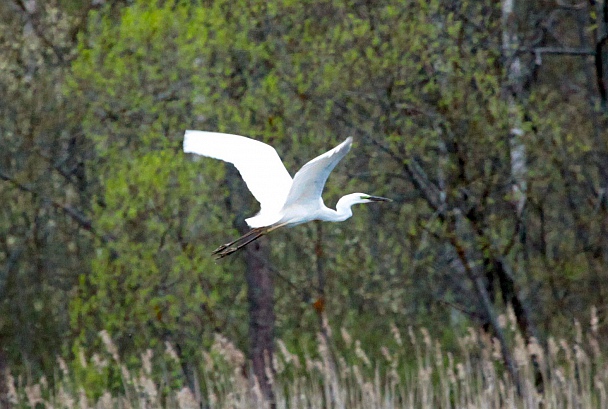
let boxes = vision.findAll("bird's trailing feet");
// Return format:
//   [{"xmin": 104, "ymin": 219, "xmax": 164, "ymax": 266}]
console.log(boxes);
[
  {"xmin": 212, "ymin": 223, "xmax": 288, "ymax": 259},
  {"xmin": 212, "ymin": 228, "xmax": 266, "ymax": 259},
  {"xmin": 212, "ymin": 227, "xmax": 264, "ymax": 255}
]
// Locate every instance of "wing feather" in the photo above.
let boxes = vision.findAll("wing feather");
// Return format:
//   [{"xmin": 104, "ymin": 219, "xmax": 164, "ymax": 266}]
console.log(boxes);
[
  {"xmin": 184, "ymin": 131, "xmax": 293, "ymax": 212},
  {"xmin": 282, "ymin": 137, "xmax": 353, "ymax": 208}
]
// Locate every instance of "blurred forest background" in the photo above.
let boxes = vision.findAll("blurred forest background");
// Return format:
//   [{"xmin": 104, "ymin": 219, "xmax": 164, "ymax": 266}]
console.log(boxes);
[{"xmin": 1, "ymin": 0, "xmax": 608, "ymax": 404}]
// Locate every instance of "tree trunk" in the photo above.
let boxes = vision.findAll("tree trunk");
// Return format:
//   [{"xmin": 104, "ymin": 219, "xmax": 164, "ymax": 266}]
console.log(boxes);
[
  {"xmin": 243, "ymin": 234, "xmax": 276, "ymax": 407},
  {"xmin": 0, "ymin": 347, "xmax": 8, "ymax": 409},
  {"xmin": 225, "ymin": 164, "xmax": 276, "ymax": 407}
]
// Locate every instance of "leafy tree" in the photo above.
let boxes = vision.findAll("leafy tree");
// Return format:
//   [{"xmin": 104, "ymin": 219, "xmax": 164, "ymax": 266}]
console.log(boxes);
[
  {"xmin": 0, "ymin": 0, "xmax": 99, "ymax": 376},
  {"xmin": 68, "ymin": 2, "xmax": 245, "ymax": 383},
  {"xmin": 2, "ymin": 0, "xmax": 607, "ymax": 401}
]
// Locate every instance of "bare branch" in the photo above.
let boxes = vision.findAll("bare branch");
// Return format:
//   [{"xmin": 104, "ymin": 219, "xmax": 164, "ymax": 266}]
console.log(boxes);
[
  {"xmin": 519, "ymin": 46, "xmax": 595, "ymax": 56},
  {"xmin": 12, "ymin": 0, "xmax": 68, "ymax": 64},
  {"xmin": 0, "ymin": 169, "xmax": 112, "ymax": 243}
]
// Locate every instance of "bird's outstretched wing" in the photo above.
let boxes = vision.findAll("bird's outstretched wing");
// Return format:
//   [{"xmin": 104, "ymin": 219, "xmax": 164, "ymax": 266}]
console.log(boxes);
[
  {"xmin": 184, "ymin": 131, "xmax": 293, "ymax": 213},
  {"xmin": 282, "ymin": 137, "xmax": 353, "ymax": 208}
]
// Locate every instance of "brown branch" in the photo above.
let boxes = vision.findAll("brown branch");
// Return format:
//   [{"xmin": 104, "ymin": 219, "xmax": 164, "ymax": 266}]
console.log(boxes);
[
  {"xmin": 0, "ymin": 169, "xmax": 112, "ymax": 244},
  {"xmin": 595, "ymin": 36, "xmax": 608, "ymax": 109},
  {"xmin": 13, "ymin": 0, "xmax": 68, "ymax": 64},
  {"xmin": 448, "ymin": 232, "xmax": 522, "ymax": 395},
  {"xmin": 368, "ymin": 137, "xmax": 444, "ymax": 212},
  {"xmin": 438, "ymin": 299, "xmax": 485, "ymax": 322},
  {"xmin": 519, "ymin": 46, "xmax": 595, "ymax": 56}
]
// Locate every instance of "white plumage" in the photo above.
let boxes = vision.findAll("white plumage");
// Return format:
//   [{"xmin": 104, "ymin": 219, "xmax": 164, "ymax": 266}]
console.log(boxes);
[{"xmin": 184, "ymin": 130, "xmax": 390, "ymax": 258}]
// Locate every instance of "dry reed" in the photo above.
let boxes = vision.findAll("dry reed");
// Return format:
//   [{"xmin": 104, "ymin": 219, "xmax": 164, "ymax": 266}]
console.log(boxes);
[{"xmin": 6, "ymin": 313, "xmax": 607, "ymax": 409}]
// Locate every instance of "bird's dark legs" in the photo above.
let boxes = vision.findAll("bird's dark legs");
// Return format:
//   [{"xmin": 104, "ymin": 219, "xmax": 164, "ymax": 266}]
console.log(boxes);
[
  {"xmin": 212, "ymin": 227, "xmax": 264, "ymax": 255},
  {"xmin": 213, "ymin": 223, "xmax": 288, "ymax": 259},
  {"xmin": 214, "ymin": 228, "xmax": 268, "ymax": 259}
]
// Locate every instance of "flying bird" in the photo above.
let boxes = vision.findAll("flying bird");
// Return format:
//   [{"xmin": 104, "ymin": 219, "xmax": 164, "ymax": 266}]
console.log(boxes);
[{"xmin": 183, "ymin": 131, "xmax": 390, "ymax": 258}]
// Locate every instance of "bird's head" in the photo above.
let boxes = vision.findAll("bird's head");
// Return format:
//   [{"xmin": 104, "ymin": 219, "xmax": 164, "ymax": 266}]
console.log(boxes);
[
  {"xmin": 332, "ymin": 193, "xmax": 392, "ymax": 221},
  {"xmin": 342, "ymin": 193, "xmax": 392, "ymax": 205}
]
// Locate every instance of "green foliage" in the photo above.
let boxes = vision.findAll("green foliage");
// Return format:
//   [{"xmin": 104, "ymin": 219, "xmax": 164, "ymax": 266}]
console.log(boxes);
[
  {"xmin": 183, "ymin": 0, "xmax": 506, "ymax": 345},
  {"xmin": 3, "ymin": 0, "xmax": 608, "ymax": 390},
  {"xmin": 64, "ymin": 0, "xmax": 608, "ymax": 366},
  {"xmin": 68, "ymin": 0, "xmax": 247, "ymax": 360},
  {"xmin": 0, "ymin": 0, "xmax": 93, "ymax": 375},
  {"xmin": 72, "ymin": 151, "xmax": 233, "ymax": 352}
]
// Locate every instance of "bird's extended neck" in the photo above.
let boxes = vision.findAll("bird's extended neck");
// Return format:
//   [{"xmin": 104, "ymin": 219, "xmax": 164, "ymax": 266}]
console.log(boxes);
[
  {"xmin": 333, "ymin": 200, "xmax": 354, "ymax": 221},
  {"xmin": 321, "ymin": 194, "xmax": 361, "ymax": 222}
]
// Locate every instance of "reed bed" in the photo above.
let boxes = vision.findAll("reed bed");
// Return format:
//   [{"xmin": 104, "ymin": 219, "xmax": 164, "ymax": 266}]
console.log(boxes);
[{"xmin": 6, "ymin": 311, "xmax": 607, "ymax": 408}]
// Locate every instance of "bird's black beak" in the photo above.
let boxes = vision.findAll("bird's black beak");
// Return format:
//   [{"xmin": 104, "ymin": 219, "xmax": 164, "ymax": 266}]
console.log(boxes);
[{"xmin": 368, "ymin": 196, "xmax": 392, "ymax": 202}]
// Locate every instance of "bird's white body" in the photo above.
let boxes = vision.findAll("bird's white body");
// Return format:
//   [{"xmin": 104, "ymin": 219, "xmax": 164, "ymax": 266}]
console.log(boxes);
[{"xmin": 183, "ymin": 131, "xmax": 389, "ymax": 257}]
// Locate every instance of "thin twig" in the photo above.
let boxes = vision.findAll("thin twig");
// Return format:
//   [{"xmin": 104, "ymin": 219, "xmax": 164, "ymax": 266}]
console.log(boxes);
[
  {"xmin": 519, "ymin": 46, "xmax": 595, "ymax": 56},
  {"xmin": 0, "ymin": 169, "xmax": 112, "ymax": 243}
]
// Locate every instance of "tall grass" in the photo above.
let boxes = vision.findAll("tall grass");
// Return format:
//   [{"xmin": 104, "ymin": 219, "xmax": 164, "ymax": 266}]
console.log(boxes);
[{"xmin": 6, "ymin": 311, "xmax": 607, "ymax": 408}]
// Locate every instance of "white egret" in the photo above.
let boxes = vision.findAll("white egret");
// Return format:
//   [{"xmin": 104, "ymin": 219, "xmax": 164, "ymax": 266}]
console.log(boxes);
[{"xmin": 183, "ymin": 131, "xmax": 390, "ymax": 258}]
